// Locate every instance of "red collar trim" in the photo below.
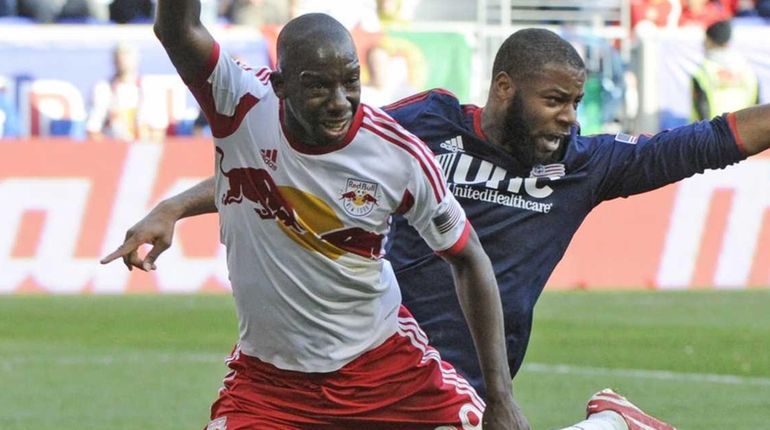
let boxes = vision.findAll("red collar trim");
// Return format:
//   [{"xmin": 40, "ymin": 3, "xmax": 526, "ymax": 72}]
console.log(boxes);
[
  {"xmin": 472, "ymin": 106, "xmax": 487, "ymax": 141},
  {"xmin": 279, "ymin": 101, "xmax": 364, "ymax": 155}
]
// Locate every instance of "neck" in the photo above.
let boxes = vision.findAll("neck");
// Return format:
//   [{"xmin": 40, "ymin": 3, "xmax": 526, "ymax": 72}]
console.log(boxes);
[{"xmin": 480, "ymin": 103, "xmax": 504, "ymax": 147}]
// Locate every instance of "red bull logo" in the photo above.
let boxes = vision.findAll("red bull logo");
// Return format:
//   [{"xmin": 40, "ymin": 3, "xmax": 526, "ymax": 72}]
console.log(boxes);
[
  {"xmin": 339, "ymin": 178, "xmax": 380, "ymax": 217},
  {"xmin": 216, "ymin": 146, "xmax": 305, "ymax": 234}
]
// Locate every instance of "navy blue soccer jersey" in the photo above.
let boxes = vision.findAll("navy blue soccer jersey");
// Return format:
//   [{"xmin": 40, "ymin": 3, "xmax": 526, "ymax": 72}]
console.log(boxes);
[{"xmin": 383, "ymin": 89, "xmax": 746, "ymax": 396}]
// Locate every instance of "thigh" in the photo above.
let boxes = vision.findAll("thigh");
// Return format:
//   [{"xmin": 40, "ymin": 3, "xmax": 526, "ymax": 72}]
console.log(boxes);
[
  {"xmin": 328, "ymin": 307, "xmax": 486, "ymax": 429},
  {"xmin": 203, "ymin": 414, "xmax": 302, "ymax": 430},
  {"xmin": 206, "ymin": 350, "xmax": 329, "ymax": 430}
]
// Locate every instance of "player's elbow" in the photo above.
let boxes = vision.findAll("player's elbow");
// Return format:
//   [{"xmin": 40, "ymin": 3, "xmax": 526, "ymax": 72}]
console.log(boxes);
[{"xmin": 154, "ymin": 21, "xmax": 174, "ymax": 46}]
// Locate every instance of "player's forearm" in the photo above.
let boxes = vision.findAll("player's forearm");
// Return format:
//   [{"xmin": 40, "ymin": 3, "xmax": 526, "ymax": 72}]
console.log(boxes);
[
  {"xmin": 158, "ymin": 176, "xmax": 217, "ymax": 220},
  {"xmin": 154, "ymin": 0, "xmax": 214, "ymax": 84},
  {"xmin": 446, "ymin": 231, "xmax": 514, "ymax": 401},
  {"xmin": 154, "ymin": 0, "xmax": 202, "ymax": 42},
  {"xmin": 734, "ymin": 104, "xmax": 770, "ymax": 156}
]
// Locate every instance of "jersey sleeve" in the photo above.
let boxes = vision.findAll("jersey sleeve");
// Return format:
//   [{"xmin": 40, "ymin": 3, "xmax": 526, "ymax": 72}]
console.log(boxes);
[
  {"xmin": 184, "ymin": 42, "xmax": 272, "ymax": 138},
  {"xmin": 383, "ymin": 88, "xmax": 460, "ymax": 134},
  {"xmin": 591, "ymin": 113, "xmax": 747, "ymax": 203},
  {"xmin": 399, "ymin": 146, "xmax": 470, "ymax": 256}
]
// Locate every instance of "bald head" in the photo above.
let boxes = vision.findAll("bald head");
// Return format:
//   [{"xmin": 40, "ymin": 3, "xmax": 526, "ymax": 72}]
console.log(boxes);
[
  {"xmin": 492, "ymin": 28, "xmax": 584, "ymax": 82},
  {"xmin": 276, "ymin": 13, "xmax": 357, "ymax": 74},
  {"xmin": 270, "ymin": 13, "xmax": 362, "ymax": 148}
]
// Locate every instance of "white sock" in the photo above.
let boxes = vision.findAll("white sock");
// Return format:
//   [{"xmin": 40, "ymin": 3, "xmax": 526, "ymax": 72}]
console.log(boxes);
[{"xmin": 558, "ymin": 410, "xmax": 629, "ymax": 430}]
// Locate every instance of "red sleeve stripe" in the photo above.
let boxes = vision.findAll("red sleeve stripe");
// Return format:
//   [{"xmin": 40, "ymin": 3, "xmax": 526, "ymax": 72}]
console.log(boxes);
[
  {"xmin": 362, "ymin": 121, "xmax": 444, "ymax": 203},
  {"xmin": 207, "ymin": 93, "xmax": 259, "ymax": 139},
  {"xmin": 203, "ymin": 42, "xmax": 220, "ymax": 84},
  {"xmin": 395, "ymin": 189, "xmax": 415, "ymax": 215},
  {"xmin": 361, "ymin": 107, "xmax": 446, "ymax": 202},
  {"xmin": 255, "ymin": 67, "xmax": 271, "ymax": 84},
  {"xmin": 362, "ymin": 105, "xmax": 447, "ymax": 190},
  {"xmin": 187, "ymin": 50, "xmax": 264, "ymax": 139},
  {"xmin": 365, "ymin": 106, "xmax": 440, "ymax": 164},
  {"xmin": 363, "ymin": 113, "xmax": 448, "ymax": 198},
  {"xmin": 188, "ymin": 76, "xmax": 259, "ymax": 138},
  {"xmin": 726, "ymin": 112, "xmax": 747, "ymax": 156},
  {"xmin": 436, "ymin": 221, "xmax": 471, "ymax": 257}
]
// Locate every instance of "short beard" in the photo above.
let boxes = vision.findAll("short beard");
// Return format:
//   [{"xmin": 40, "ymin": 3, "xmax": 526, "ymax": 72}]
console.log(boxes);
[
  {"xmin": 499, "ymin": 92, "xmax": 563, "ymax": 167},
  {"xmin": 500, "ymin": 92, "xmax": 539, "ymax": 167}
]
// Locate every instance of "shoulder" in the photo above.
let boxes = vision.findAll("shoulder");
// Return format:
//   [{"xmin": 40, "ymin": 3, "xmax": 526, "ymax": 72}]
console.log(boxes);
[
  {"xmin": 382, "ymin": 88, "xmax": 461, "ymax": 124},
  {"xmin": 566, "ymin": 132, "xmax": 618, "ymax": 163},
  {"xmin": 359, "ymin": 104, "xmax": 437, "ymax": 165}
]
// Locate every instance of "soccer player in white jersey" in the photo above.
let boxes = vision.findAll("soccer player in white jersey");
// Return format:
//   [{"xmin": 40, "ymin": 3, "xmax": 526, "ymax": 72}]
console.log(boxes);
[{"xmin": 142, "ymin": 3, "xmax": 527, "ymax": 429}]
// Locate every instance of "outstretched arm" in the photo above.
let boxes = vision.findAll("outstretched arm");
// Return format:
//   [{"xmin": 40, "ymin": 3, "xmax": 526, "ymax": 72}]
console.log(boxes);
[
  {"xmin": 441, "ymin": 227, "xmax": 530, "ymax": 430},
  {"xmin": 593, "ymin": 104, "xmax": 770, "ymax": 203},
  {"xmin": 154, "ymin": 0, "xmax": 215, "ymax": 84},
  {"xmin": 734, "ymin": 104, "xmax": 770, "ymax": 156},
  {"xmin": 100, "ymin": 177, "xmax": 217, "ymax": 271}
]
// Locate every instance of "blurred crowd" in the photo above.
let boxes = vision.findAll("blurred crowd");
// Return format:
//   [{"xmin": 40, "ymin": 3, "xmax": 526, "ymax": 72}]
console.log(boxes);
[
  {"xmin": 1, "ymin": 0, "xmax": 768, "ymax": 28},
  {"xmin": 1, "ymin": 0, "xmax": 767, "ymax": 141},
  {"xmin": 632, "ymin": 0, "xmax": 770, "ymax": 29},
  {"xmin": 0, "ymin": 0, "xmax": 423, "ymax": 140},
  {"xmin": 0, "ymin": 0, "xmax": 418, "ymax": 27}
]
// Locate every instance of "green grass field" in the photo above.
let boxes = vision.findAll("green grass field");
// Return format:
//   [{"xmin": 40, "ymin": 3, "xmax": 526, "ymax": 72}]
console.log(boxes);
[{"xmin": 1, "ymin": 290, "xmax": 769, "ymax": 429}]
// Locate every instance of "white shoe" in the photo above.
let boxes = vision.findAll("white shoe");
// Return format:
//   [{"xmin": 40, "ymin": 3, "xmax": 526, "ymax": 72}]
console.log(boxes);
[{"xmin": 586, "ymin": 388, "xmax": 677, "ymax": 430}]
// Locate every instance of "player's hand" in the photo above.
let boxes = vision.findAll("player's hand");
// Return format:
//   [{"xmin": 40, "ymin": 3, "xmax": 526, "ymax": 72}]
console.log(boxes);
[
  {"xmin": 482, "ymin": 395, "xmax": 531, "ymax": 430},
  {"xmin": 99, "ymin": 203, "xmax": 179, "ymax": 272}
]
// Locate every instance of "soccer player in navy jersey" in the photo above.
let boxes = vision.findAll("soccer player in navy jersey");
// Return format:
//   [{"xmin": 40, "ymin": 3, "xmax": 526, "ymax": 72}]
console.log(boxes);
[{"xmin": 103, "ymin": 27, "xmax": 770, "ymax": 429}]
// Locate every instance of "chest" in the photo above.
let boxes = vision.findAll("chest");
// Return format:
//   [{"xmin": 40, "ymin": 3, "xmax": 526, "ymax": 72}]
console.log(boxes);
[
  {"xmin": 429, "ymin": 136, "xmax": 591, "ymax": 221},
  {"xmin": 214, "ymin": 139, "xmax": 409, "ymax": 234}
]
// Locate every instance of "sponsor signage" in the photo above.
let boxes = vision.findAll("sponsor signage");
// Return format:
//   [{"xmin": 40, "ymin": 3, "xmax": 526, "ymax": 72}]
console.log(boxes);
[{"xmin": 2, "ymin": 139, "xmax": 769, "ymax": 293}]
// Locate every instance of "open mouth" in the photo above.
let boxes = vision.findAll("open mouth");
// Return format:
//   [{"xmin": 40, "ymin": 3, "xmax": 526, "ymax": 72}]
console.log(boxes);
[
  {"xmin": 538, "ymin": 134, "xmax": 566, "ymax": 153},
  {"xmin": 321, "ymin": 118, "xmax": 350, "ymax": 135}
]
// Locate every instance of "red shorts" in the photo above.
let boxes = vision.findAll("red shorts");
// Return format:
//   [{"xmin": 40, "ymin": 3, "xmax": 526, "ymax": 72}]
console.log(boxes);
[{"xmin": 205, "ymin": 306, "xmax": 485, "ymax": 430}]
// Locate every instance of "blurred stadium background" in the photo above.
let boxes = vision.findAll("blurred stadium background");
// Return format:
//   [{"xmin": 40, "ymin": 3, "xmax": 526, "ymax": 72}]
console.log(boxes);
[{"xmin": 1, "ymin": 0, "xmax": 770, "ymax": 429}]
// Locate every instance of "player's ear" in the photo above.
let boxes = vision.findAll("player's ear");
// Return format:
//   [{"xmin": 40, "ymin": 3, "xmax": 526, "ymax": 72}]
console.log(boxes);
[
  {"xmin": 492, "ymin": 71, "xmax": 516, "ymax": 101},
  {"xmin": 270, "ymin": 71, "xmax": 286, "ymax": 99}
]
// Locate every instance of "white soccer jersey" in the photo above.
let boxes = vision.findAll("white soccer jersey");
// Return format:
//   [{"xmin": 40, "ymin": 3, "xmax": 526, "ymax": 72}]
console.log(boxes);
[{"xmin": 187, "ymin": 43, "xmax": 470, "ymax": 372}]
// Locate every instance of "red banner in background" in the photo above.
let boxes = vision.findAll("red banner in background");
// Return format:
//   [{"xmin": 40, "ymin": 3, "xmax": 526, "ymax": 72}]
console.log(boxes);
[{"xmin": 2, "ymin": 139, "xmax": 769, "ymax": 294}]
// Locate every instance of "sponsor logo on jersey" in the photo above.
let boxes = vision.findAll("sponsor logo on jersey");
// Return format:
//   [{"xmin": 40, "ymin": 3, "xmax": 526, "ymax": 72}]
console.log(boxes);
[
  {"xmin": 529, "ymin": 163, "xmax": 565, "ymax": 179},
  {"xmin": 436, "ymin": 152, "xmax": 555, "ymax": 214},
  {"xmin": 439, "ymin": 136, "xmax": 465, "ymax": 153},
  {"xmin": 339, "ymin": 178, "xmax": 380, "ymax": 217},
  {"xmin": 614, "ymin": 132, "xmax": 639, "ymax": 144},
  {"xmin": 217, "ymin": 147, "xmax": 305, "ymax": 234},
  {"xmin": 260, "ymin": 149, "xmax": 278, "ymax": 170}
]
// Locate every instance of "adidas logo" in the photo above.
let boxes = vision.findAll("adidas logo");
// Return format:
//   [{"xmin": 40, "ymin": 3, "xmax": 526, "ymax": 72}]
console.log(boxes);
[
  {"xmin": 261, "ymin": 149, "xmax": 278, "ymax": 170},
  {"xmin": 439, "ymin": 136, "xmax": 464, "ymax": 153}
]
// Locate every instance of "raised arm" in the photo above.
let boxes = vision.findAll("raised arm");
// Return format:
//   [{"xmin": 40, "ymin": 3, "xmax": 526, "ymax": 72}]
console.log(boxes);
[
  {"xmin": 100, "ymin": 177, "xmax": 217, "ymax": 271},
  {"xmin": 441, "ymin": 228, "xmax": 530, "ymax": 430},
  {"xmin": 734, "ymin": 104, "xmax": 770, "ymax": 156},
  {"xmin": 593, "ymin": 104, "xmax": 770, "ymax": 203},
  {"xmin": 154, "ymin": 0, "xmax": 215, "ymax": 84}
]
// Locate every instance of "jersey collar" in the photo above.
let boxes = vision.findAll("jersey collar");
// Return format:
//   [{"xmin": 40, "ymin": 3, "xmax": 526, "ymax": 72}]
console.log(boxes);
[{"xmin": 471, "ymin": 105, "xmax": 488, "ymax": 141}]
